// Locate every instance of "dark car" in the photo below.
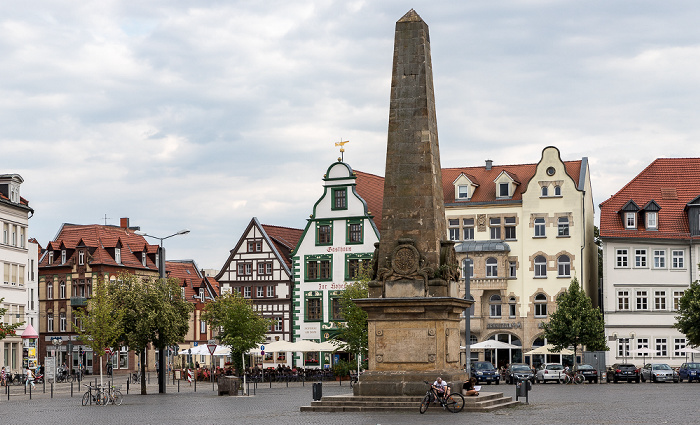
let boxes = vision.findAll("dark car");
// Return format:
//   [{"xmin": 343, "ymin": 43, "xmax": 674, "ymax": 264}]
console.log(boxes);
[
  {"xmin": 607, "ymin": 363, "xmax": 640, "ymax": 383},
  {"xmin": 505, "ymin": 363, "xmax": 535, "ymax": 384},
  {"xmin": 576, "ymin": 364, "xmax": 598, "ymax": 383},
  {"xmin": 471, "ymin": 361, "xmax": 500, "ymax": 385},
  {"xmin": 678, "ymin": 362, "xmax": 700, "ymax": 382}
]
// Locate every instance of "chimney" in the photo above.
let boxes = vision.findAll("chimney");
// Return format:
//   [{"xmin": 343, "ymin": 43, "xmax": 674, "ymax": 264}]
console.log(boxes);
[
  {"xmin": 120, "ymin": 217, "xmax": 130, "ymax": 229},
  {"xmin": 485, "ymin": 160, "xmax": 493, "ymax": 170}
]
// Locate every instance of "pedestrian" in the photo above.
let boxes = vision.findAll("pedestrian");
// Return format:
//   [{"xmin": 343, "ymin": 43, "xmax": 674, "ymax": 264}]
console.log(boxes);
[
  {"xmin": 25, "ymin": 367, "xmax": 35, "ymax": 390},
  {"xmin": 1, "ymin": 366, "xmax": 6, "ymax": 386}
]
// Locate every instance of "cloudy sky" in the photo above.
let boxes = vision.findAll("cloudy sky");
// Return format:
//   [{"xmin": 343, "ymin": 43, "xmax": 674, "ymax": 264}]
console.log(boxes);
[{"xmin": 3, "ymin": 1, "xmax": 700, "ymax": 270}]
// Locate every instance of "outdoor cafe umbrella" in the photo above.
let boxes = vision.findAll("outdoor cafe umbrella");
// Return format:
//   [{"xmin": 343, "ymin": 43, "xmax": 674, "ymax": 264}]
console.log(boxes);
[
  {"xmin": 630, "ymin": 347, "xmax": 657, "ymax": 382},
  {"xmin": 678, "ymin": 346, "xmax": 700, "ymax": 362},
  {"xmin": 523, "ymin": 344, "xmax": 574, "ymax": 356}
]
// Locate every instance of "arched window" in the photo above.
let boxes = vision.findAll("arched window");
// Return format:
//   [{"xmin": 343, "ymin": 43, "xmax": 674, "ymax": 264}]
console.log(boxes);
[
  {"xmin": 558, "ymin": 217, "xmax": 569, "ymax": 236},
  {"xmin": 554, "ymin": 185, "xmax": 562, "ymax": 196},
  {"xmin": 469, "ymin": 334, "xmax": 478, "ymax": 345},
  {"xmin": 541, "ymin": 186, "xmax": 548, "ymax": 197},
  {"xmin": 534, "ymin": 218, "xmax": 546, "ymax": 237},
  {"xmin": 509, "ymin": 296, "xmax": 517, "ymax": 318},
  {"xmin": 558, "ymin": 255, "xmax": 571, "ymax": 277},
  {"xmin": 486, "ymin": 257, "xmax": 498, "ymax": 277},
  {"xmin": 490, "ymin": 294, "xmax": 502, "ymax": 318},
  {"xmin": 60, "ymin": 281, "xmax": 66, "ymax": 299},
  {"xmin": 534, "ymin": 256, "xmax": 547, "ymax": 277},
  {"xmin": 535, "ymin": 293, "xmax": 548, "ymax": 317}
]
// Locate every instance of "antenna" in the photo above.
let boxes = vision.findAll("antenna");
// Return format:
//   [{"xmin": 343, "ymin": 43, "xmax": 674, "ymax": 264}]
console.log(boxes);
[{"xmin": 102, "ymin": 214, "xmax": 112, "ymax": 225}]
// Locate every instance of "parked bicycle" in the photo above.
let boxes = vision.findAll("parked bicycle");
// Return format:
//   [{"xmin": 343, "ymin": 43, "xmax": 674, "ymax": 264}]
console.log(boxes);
[
  {"xmin": 105, "ymin": 384, "xmax": 123, "ymax": 406},
  {"xmin": 560, "ymin": 368, "xmax": 585, "ymax": 385},
  {"xmin": 82, "ymin": 384, "xmax": 107, "ymax": 406},
  {"xmin": 419, "ymin": 381, "xmax": 465, "ymax": 413},
  {"xmin": 131, "ymin": 370, "xmax": 142, "ymax": 384}
]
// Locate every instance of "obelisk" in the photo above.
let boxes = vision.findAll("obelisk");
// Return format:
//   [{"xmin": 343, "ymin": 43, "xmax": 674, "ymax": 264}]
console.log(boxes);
[{"xmin": 354, "ymin": 10, "xmax": 471, "ymax": 396}]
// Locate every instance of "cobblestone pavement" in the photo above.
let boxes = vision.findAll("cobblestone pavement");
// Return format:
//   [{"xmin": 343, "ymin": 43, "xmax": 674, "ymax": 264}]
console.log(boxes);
[{"xmin": 2, "ymin": 378, "xmax": 699, "ymax": 424}]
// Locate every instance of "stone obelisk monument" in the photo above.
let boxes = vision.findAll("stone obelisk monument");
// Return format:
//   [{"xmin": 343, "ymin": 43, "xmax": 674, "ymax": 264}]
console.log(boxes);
[{"xmin": 354, "ymin": 9, "xmax": 471, "ymax": 396}]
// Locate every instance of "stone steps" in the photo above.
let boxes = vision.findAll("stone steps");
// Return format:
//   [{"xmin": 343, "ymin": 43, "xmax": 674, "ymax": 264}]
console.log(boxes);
[{"xmin": 300, "ymin": 391, "xmax": 521, "ymax": 412}]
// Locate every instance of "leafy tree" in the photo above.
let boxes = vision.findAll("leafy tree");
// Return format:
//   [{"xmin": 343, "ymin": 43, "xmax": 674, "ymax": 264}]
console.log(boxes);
[
  {"xmin": 331, "ymin": 275, "xmax": 369, "ymax": 364},
  {"xmin": 74, "ymin": 279, "xmax": 124, "ymax": 386},
  {"xmin": 0, "ymin": 297, "xmax": 24, "ymax": 339},
  {"xmin": 674, "ymin": 278, "xmax": 700, "ymax": 347},
  {"xmin": 542, "ymin": 278, "xmax": 608, "ymax": 367},
  {"xmin": 201, "ymin": 291, "xmax": 271, "ymax": 374}
]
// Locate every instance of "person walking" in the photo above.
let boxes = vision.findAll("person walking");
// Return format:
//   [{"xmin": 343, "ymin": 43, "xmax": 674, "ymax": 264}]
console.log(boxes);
[{"xmin": 25, "ymin": 367, "xmax": 35, "ymax": 390}]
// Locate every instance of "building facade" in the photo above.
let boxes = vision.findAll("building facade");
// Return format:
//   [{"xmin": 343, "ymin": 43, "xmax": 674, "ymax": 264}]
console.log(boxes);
[
  {"xmin": 291, "ymin": 162, "xmax": 383, "ymax": 368},
  {"xmin": 216, "ymin": 217, "xmax": 303, "ymax": 367},
  {"xmin": 442, "ymin": 147, "xmax": 597, "ymax": 368},
  {"xmin": 0, "ymin": 174, "xmax": 34, "ymax": 373},
  {"xmin": 601, "ymin": 158, "xmax": 700, "ymax": 367}
]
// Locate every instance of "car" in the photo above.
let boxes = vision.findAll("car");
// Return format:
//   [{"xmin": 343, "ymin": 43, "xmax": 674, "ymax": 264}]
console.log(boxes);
[
  {"xmin": 606, "ymin": 363, "xmax": 640, "ymax": 383},
  {"xmin": 640, "ymin": 363, "xmax": 677, "ymax": 383},
  {"xmin": 471, "ymin": 361, "xmax": 500, "ymax": 385},
  {"xmin": 505, "ymin": 363, "xmax": 535, "ymax": 384},
  {"xmin": 576, "ymin": 364, "xmax": 598, "ymax": 383},
  {"xmin": 678, "ymin": 362, "xmax": 700, "ymax": 382},
  {"xmin": 535, "ymin": 363, "xmax": 564, "ymax": 384}
]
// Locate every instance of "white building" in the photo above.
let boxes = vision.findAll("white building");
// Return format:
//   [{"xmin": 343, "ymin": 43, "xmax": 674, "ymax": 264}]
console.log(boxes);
[
  {"xmin": 0, "ymin": 174, "xmax": 34, "ymax": 373},
  {"xmin": 601, "ymin": 158, "xmax": 700, "ymax": 367}
]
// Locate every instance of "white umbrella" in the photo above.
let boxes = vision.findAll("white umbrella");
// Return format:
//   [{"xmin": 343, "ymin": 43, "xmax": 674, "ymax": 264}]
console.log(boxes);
[
  {"xmin": 523, "ymin": 344, "xmax": 574, "ymax": 356},
  {"xmin": 678, "ymin": 346, "xmax": 700, "ymax": 354},
  {"xmin": 179, "ymin": 345, "xmax": 211, "ymax": 356},
  {"xmin": 467, "ymin": 340, "xmax": 520, "ymax": 350},
  {"xmin": 630, "ymin": 347, "xmax": 657, "ymax": 356}
]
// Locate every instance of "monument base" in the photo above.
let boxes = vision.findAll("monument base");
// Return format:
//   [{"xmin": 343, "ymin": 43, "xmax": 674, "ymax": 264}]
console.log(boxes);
[{"xmin": 353, "ymin": 297, "xmax": 472, "ymax": 396}]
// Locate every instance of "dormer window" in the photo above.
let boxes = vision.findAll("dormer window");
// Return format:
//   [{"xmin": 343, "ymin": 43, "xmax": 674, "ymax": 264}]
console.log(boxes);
[
  {"xmin": 48, "ymin": 251, "xmax": 54, "ymax": 264},
  {"xmin": 79, "ymin": 250, "xmax": 85, "ymax": 265},
  {"xmin": 499, "ymin": 183, "xmax": 509, "ymax": 197},
  {"xmin": 625, "ymin": 212, "xmax": 636, "ymax": 229},
  {"xmin": 61, "ymin": 249, "xmax": 66, "ymax": 264},
  {"xmin": 458, "ymin": 185, "xmax": 469, "ymax": 200},
  {"xmin": 646, "ymin": 212, "xmax": 658, "ymax": 230},
  {"xmin": 115, "ymin": 247, "xmax": 121, "ymax": 264},
  {"xmin": 199, "ymin": 288, "xmax": 205, "ymax": 300},
  {"xmin": 142, "ymin": 252, "xmax": 147, "ymax": 267}
]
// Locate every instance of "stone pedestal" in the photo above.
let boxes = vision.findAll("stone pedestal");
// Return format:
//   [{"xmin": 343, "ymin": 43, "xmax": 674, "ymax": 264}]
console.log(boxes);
[{"xmin": 353, "ymin": 297, "xmax": 471, "ymax": 396}]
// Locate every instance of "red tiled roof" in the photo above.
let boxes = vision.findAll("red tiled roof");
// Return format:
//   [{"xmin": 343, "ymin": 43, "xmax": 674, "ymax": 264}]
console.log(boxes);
[
  {"xmin": 599, "ymin": 158, "xmax": 700, "ymax": 239},
  {"xmin": 354, "ymin": 170, "xmax": 385, "ymax": 231},
  {"xmin": 166, "ymin": 260, "xmax": 210, "ymax": 304},
  {"xmin": 261, "ymin": 224, "xmax": 303, "ymax": 268},
  {"xmin": 442, "ymin": 161, "xmax": 582, "ymax": 204}
]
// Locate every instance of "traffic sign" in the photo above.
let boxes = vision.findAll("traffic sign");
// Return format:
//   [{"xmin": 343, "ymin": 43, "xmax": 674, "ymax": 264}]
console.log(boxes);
[
  {"xmin": 207, "ymin": 344, "xmax": 217, "ymax": 355},
  {"xmin": 193, "ymin": 341, "xmax": 198, "ymax": 347},
  {"xmin": 208, "ymin": 339, "xmax": 216, "ymax": 345}
]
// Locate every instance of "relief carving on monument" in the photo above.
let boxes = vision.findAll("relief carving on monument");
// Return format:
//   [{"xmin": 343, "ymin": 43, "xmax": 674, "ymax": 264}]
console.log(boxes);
[
  {"xmin": 375, "ymin": 238, "xmax": 434, "ymax": 296},
  {"xmin": 477, "ymin": 214, "xmax": 487, "ymax": 232}
]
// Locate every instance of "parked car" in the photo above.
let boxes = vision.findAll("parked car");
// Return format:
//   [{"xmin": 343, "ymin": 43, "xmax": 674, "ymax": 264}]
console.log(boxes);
[
  {"xmin": 606, "ymin": 363, "xmax": 640, "ymax": 383},
  {"xmin": 535, "ymin": 363, "xmax": 564, "ymax": 384},
  {"xmin": 640, "ymin": 363, "xmax": 677, "ymax": 383},
  {"xmin": 576, "ymin": 364, "xmax": 598, "ymax": 383},
  {"xmin": 471, "ymin": 361, "xmax": 500, "ymax": 385},
  {"xmin": 505, "ymin": 363, "xmax": 535, "ymax": 384},
  {"xmin": 678, "ymin": 363, "xmax": 700, "ymax": 382}
]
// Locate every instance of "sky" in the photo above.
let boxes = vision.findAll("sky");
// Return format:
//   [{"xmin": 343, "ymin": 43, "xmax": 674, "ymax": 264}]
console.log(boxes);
[{"xmin": 3, "ymin": 1, "xmax": 700, "ymax": 270}]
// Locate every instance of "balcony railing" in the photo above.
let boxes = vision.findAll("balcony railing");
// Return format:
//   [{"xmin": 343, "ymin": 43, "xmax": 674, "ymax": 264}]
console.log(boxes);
[{"xmin": 70, "ymin": 297, "xmax": 88, "ymax": 307}]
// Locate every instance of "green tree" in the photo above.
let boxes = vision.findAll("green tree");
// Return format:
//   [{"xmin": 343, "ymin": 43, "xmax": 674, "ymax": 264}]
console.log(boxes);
[
  {"xmin": 331, "ymin": 276, "xmax": 369, "ymax": 364},
  {"xmin": 74, "ymin": 279, "xmax": 124, "ymax": 386},
  {"xmin": 542, "ymin": 278, "xmax": 608, "ymax": 367},
  {"xmin": 674, "ymin": 279, "xmax": 700, "ymax": 347},
  {"xmin": 110, "ymin": 274, "xmax": 192, "ymax": 394},
  {"xmin": 0, "ymin": 297, "xmax": 24, "ymax": 339},
  {"xmin": 201, "ymin": 291, "xmax": 271, "ymax": 374}
]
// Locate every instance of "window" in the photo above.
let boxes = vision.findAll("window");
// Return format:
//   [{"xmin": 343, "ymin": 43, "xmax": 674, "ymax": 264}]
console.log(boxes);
[
  {"xmin": 307, "ymin": 298, "xmax": 321, "ymax": 320},
  {"xmin": 248, "ymin": 241, "xmax": 262, "ymax": 252},
  {"xmin": 534, "ymin": 293, "xmax": 547, "ymax": 317},
  {"xmin": 618, "ymin": 290, "xmax": 630, "ymax": 310},
  {"xmin": 636, "ymin": 290, "xmax": 648, "ymax": 310},
  {"xmin": 257, "ymin": 262, "xmax": 272, "ymax": 275},
  {"xmin": 332, "ymin": 187, "xmax": 347, "ymax": 210},
  {"xmin": 618, "ymin": 338, "xmax": 630, "ymax": 358},
  {"xmin": 656, "ymin": 338, "xmax": 668, "ymax": 357},
  {"xmin": 672, "ymin": 250, "xmax": 685, "ymax": 269},
  {"xmin": 554, "ymin": 185, "xmax": 562, "ymax": 196},
  {"xmin": 47, "ymin": 281, "xmax": 54, "ymax": 299},
  {"xmin": 634, "ymin": 249, "xmax": 647, "ymax": 267},
  {"xmin": 316, "ymin": 222, "xmax": 332, "ymax": 245},
  {"xmin": 637, "ymin": 338, "xmax": 649, "ymax": 352},
  {"xmin": 60, "ymin": 249, "xmax": 66, "ymax": 264},
  {"xmin": 534, "ymin": 256, "xmax": 547, "ymax": 278},
  {"xmin": 200, "ymin": 320, "xmax": 206, "ymax": 334},
  {"xmin": 257, "ymin": 286, "xmax": 264, "ymax": 298},
  {"xmin": 468, "ymin": 295, "xmax": 475, "ymax": 317},
  {"xmin": 79, "ymin": 251, "xmax": 84, "ymax": 266},
  {"xmin": 654, "ymin": 291, "xmax": 666, "ymax": 310},
  {"xmin": 673, "ymin": 291, "xmax": 684, "ymax": 310},
  {"xmin": 2, "ymin": 223, "xmax": 6, "ymax": 244},
  {"xmin": 243, "ymin": 286, "xmax": 251, "ymax": 298},
  {"xmin": 653, "ymin": 250, "xmax": 666, "ymax": 268},
  {"xmin": 508, "ymin": 261, "xmax": 517, "ymax": 278},
  {"xmin": 47, "ymin": 313, "xmax": 54, "ymax": 332},
  {"xmin": 463, "ymin": 219, "xmax": 474, "ymax": 240},
  {"xmin": 557, "ymin": 255, "xmax": 570, "ymax": 277},
  {"xmin": 504, "ymin": 217, "xmax": 516, "ymax": 240},
  {"xmin": 489, "ymin": 295, "xmax": 502, "ymax": 318},
  {"xmin": 307, "ymin": 256, "xmax": 332, "ymax": 281},
  {"xmin": 331, "ymin": 297, "xmax": 343, "ymax": 320},
  {"xmin": 509, "ymin": 297, "xmax": 516, "ymax": 318},
  {"xmin": 274, "ymin": 317, "xmax": 283, "ymax": 332},
  {"xmin": 347, "ymin": 221, "xmax": 363, "ymax": 244},
  {"xmin": 59, "ymin": 312, "xmax": 66, "ymax": 332},
  {"xmin": 237, "ymin": 263, "xmax": 252, "ymax": 276},
  {"xmin": 11, "ymin": 226, "xmax": 16, "ymax": 246},
  {"xmin": 267, "ymin": 286, "xmax": 274, "ymax": 297},
  {"xmin": 541, "ymin": 186, "xmax": 548, "ymax": 197},
  {"xmin": 48, "ymin": 251, "xmax": 54, "ymax": 264},
  {"xmin": 646, "ymin": 212, "xmax": 658, "ymax": 229},
  {"xmin": 115, "ymin": 248, "xmax": 121, "ymax": 264},
  {"xmin": 141, "ymin": 252, "xmax": 146, "ymax": 267},
  {"xmin": 489, "ymin": 218, "xmax": 501, "ymax": 240},
  {"xmin": 458, "ymin": 185, "xmax": 469, "ymax": 199},
  {"xmin": 448, "ymin": 219, "xmax": 459, "ymax": 241},
  {"xmin": 485, "ymin": 257, "xmax": 498, "ymax": 277},
  {"xmin": 534, "ymin": 218, "xmax": 546, "ymax": 237},
  {"xmin": 557, "ymin": 217, "xmax": 569, "ymax": 237},
  {"xmin": 20, "ymin": 228, "xmax": 25, "ymax": 248},
  {"xmin": 674, "ymin": 338, "xmax": 687, "ymax": 357},
  {"xmin": 499, "ymin": 183, "xmax": 509, "ymax": 197},
  {"xmin": 464, "ymin": 260, "xmax": 474, "ymax": 279},
  {"xmin": 625, "ymin": 212, "xmax": 636, "ymax": 229},
  {"xmin": 60, "ymin": 281, "xmax": 66, "ymax": 299},
  {"xmin": 616, "ymin": 249, "xmax": 629, "ymax": 267}
]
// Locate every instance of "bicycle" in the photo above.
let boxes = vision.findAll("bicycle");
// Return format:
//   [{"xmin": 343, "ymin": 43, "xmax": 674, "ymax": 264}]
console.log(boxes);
[
  {"xmin": 82, "ymin": 384, "xmax": 107, "ymax": 406},
  {"xmin": 419, "ymin": 381, "xmax": 465, "ymax": 413},
  {"xmin": 560, "ymin": 369, "xmax": 584, "ymax": 385},
  {"xmin": 131, "ymin": 371, "xmax": 142, "ymax": 384},
  {"xmin": 105, "ymin": 384, "xmax": 123, "ymax": 406}
]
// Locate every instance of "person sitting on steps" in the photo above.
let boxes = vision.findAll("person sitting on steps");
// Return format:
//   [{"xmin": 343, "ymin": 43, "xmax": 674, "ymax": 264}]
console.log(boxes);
[
  {"xmin": 462, "ymin": 377, "xmax": 480, "ymax": 396},
  {"xmin": 432, "ymin": 377, "xmax": 450, "ymax": 399}
]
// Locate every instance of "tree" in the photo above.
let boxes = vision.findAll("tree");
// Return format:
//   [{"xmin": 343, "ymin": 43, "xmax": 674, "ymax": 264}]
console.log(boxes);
[
  {"xmin": 110, "ymin": 274, "xmax": 192, "ymax": 394},
  {"xmin": 0, "ymin": 297, "xmax": 23, "ymax": 339},
  {"xmin": 331, "ymin": 274, "xmax": 369, "ymax": 363},
  {"xmin": 201, "ymin": 291, "xmax": 271, "ymax": 374},
  {"xmin": 74, "ymin": 279, "xmax": 124, "ymax": 387},
  {"xmin": 674, "ymin": 279, "xmax": 700, "ymax": 347},
  {"xmin": 542, "ymin": 278, "xmax": 608, "ymax": 367}
]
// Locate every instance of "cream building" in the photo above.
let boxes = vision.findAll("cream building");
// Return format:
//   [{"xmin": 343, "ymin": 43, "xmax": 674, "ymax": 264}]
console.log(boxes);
[{"xmin": 443, "ymin": 147, "xmax": 597, "ymax": 368}]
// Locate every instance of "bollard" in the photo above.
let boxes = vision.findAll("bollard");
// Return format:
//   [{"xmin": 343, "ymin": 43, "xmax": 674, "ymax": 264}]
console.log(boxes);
[
  {"xmin": 7, "ymin": 384, "xmax": 9, "ymax": 400},
  {"xmin": 178, "ymin": 379, "xmax": 180, "ymax": 393},
  {"xmin": 71, "ymin": 381, "xmax": 73, "ymax": 398},
  {"xmin": 51, "ymin": 382, "xmax": 53, "ymax": 398},
  {"xmin": 29, "ymin": 383, "xmax": 31, "ymax": 400},
  {"xmin": 43, "ymin": 378, "xmax": 46, "ymax": 393},
  {"xmin": 194, "ymin": 376, "xmax": 196, "ymax": 392},
  {"xmin": 148, "ymin": 373, "xmax": 150, "ymax": 384}
]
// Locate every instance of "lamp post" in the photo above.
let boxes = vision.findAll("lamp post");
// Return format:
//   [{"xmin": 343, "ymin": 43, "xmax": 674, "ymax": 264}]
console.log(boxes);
[
  {"xmin": 463, "ymin": 258, "xmax": 472, "ymax": 377},
  {"xmin": 135, "ymin": 228, "xmax": 190, "ymax": 394}
]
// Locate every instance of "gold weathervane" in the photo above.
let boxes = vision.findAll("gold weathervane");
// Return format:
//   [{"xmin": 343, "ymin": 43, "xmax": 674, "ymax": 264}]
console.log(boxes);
[{"xmin": 335, "ymin": 140, "xmax": 349, "ymax": 161}]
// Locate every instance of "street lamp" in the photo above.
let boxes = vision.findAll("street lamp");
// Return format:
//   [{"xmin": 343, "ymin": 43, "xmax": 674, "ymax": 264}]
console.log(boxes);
[{"xmin": 135, "ymin": 228, "xmax": 190, "ymax": 394}]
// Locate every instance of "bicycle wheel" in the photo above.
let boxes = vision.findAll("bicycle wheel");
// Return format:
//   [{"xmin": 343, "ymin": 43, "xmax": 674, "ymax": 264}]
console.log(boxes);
[
  {"xmin": 82, "ymin": 391, "xmax": 91, "ymax": 406},
  {"xmin": 419, "ymin": 394, "xmax": 431, "ymax": 414},
  {"xmin": 112, "ymin": 390, "xmax": 123, "ymax": 406},
  {"xmin": 445, "ymin": 393, "xmax": 465, "ymax": 413},
  {"xmin": 574, "ymin": 374, "xmax": 585, "ymax": 385}
]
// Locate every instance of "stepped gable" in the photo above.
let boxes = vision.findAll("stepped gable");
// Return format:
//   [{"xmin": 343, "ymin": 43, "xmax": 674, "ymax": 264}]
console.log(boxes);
[
  {"xmin": 600, "ymin": 157, "xmax": 700, "ymax": 239},
  {"xmin": 354, "ymin": 170, "xmax": 384, "ymax": 231}
]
